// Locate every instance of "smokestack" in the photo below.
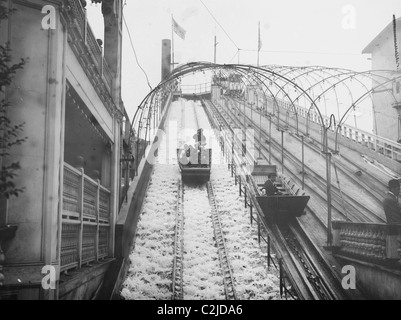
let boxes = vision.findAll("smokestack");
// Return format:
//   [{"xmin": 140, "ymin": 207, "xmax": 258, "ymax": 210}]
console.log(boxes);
[{"xmin": 161, "ymin": 39, "xmax": 171, "ymax": 81}]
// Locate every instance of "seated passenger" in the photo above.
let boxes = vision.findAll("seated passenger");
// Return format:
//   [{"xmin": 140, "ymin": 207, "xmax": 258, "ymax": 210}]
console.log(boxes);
[
  {"xmin": 261, "ymin": 173, "xmax": 282, "ymax": 196},
  {"xmin": 179, "ymin": 144, "xmax": 189, "ymax": 165}
]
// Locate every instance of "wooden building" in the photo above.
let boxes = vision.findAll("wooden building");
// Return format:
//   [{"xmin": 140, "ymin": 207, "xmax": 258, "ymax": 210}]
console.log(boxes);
[
  {"xmin": 0, "ymin": 0, "xmax": 127, "ymax": 299},
  {"xmin": 362, "ymin": 17, "xmax": 401, "ymax": 142}
]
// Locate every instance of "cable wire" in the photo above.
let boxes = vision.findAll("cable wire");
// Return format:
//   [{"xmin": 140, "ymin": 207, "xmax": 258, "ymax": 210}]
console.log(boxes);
[
  {"xmin": 122, "ymin": 13, "xmax": 153, "ymax": 91},
  {"xmin": 241, "ymin": 48, "xmax": 363, "ymax": 56},
  {"xmin": 228, "ymin": 50, "xmax": 239, "ymax": 63},
  {"xmin": 199, "ymin": 0, "xmax": 239, "ymax": 50}
]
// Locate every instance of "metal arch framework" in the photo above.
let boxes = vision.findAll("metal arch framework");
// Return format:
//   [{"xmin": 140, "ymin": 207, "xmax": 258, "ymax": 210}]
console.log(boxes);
[
  {"xmin": 216, "ymin": 67, "xmax": 302, "ymax": 134},
  {"xmin": 262, "ymin": 65, "xmax": 398, "ymax": 114},
  {"xmin": 130, "ymin": 62, "xmax": 401, "ymax": 160},
  {"xmin": 130, "ymin": 62, "xmax": 332, "ymax": 144},
  {"xmin": 129, "ymin": 60, "xmax": 401, "ymax": 250}
]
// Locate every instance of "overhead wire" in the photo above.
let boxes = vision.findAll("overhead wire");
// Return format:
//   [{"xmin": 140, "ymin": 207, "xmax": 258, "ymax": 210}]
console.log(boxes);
[
  {"xmin": 241, "ymin": 48, "xmax": 363, "ymax": 56},
  {"xmin": 122, "ymin": 11, "xmax": 153, "ymax": 91},
  {"xmin": 199, "ymin": 0, "xmax": 240, "ymax": 51},
  {"xmin": 228, "ymin": 50, "xmax": 239, "ymax": 63}
]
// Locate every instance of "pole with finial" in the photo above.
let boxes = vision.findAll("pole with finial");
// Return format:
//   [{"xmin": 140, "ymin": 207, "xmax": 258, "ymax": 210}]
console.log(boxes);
[
  {"xmin": 393, "ymin": 15, "xmax": 400, "ymax": 70},
  {"xmin": 171, "ymin": 14, "xmax": 175, "ymax": 71}
]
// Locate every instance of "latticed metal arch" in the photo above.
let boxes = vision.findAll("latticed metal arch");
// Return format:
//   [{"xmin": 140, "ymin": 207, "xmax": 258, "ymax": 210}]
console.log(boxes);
[{"xmin": 130, "ymin": 62, "xmax": 401, "ymax": 148}]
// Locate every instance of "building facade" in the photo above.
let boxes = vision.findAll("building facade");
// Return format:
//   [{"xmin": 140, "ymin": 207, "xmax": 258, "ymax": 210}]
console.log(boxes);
[
  {"xmin": 362, "ymin": 17, "xmax": 401, "ymax": 142},
  {"xmin": 0, "ymin": 0, "xmax": 126, "ymax": 299}
]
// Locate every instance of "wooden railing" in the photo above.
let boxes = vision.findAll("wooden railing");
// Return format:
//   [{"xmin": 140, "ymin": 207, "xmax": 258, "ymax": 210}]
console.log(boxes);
[
  {"xmin": 332, "ymin": 221, "xmax": 401, "ymax": 265},
  {"xmin": 61, "ymin": 163, "xmax": 111, "ymax": 272}
]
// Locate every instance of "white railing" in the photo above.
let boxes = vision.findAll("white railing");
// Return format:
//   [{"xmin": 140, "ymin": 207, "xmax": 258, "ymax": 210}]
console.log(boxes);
[
  {"xmin": 180, "ymin": 82, "xmax": 212, "ymax": 95},
  {"xmin": 274, "ymin": 97, "xmax": 401, "ymax": 161},
  {"xmin": 332, "ymin": 221, "xmax": 401, "ymax": 264}
]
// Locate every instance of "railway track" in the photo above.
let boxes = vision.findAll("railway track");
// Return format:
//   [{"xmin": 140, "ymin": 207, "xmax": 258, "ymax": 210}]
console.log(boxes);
[
  {"xmin": 207, "ymin": 181, "xmax": 238, "ymax": 300},
  {"xmin": 213, "ymin": 99, "xmax": 348, "ymax": 226},
  {"xmin": 203, "ymin": 97, "xmax": 347, "ymax": 300},
  {"xmin": 172, "ymin": 179, "xmax": 185, "ymax": 300},
  {"xmin": 229, "ymin": 97, "xmax": 387, "ymax": 221},
  {"xmin": 171, "ymin": 180, "xmax": 239, "ymax": 300},
  {"xmin": 302, "ymin": 129, "xmax": 388, "ymax": 204},
  {"xmin": 221, "ymin": 97, "xmax": 384, "ymax": 224},
  {"xmin": 280, "ymin": 223, "xmax": 336, "ymax": 300},
  {"xmin": 171, "ymin": 100, "xmax": 238, "ymax": 300}
]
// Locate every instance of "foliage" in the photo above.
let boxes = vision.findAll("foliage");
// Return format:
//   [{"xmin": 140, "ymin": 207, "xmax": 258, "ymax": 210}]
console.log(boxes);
[{"xmin": 0, "ymin": 2, "xmax": 26, "ymax": 199}]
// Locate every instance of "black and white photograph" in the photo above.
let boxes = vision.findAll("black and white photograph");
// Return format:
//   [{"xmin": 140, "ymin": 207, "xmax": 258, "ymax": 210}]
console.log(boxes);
[{"xmin": 0, "ymin": 0, "xmax": 401, "ymax": 306}]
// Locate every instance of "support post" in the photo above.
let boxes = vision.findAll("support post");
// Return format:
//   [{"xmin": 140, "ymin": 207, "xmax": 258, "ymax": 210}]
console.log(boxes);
[
  {"xmin": 302, "ymin": 135, "xmax": 305, "ymax": 190},
  {"xmin": 325, "ymin": 129, "xmax": 333, "ymax": 246},
  {"xmin": 269, "ymin": 116, "xmax": 272, "ymax": 164},
  {"xmin": 281, "ymin": 130, "xmax": 284, "ymax": 174}
]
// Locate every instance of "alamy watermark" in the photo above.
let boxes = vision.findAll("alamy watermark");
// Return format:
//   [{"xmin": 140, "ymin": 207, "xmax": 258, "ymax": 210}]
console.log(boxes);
[
  {"xmin": 341, "ymin": 265, "xmax": 356, "ymax": 290},
  {"xmin": 41, "ymin": 265, "xmax": 56, "ymax": 290},
  {"xmin": 341, "ymin": 5, "xmax": 356, "ymax": 30},
  {"xmin": 41, "ymin": 5, "xmax": 56, "ymax": 30}
]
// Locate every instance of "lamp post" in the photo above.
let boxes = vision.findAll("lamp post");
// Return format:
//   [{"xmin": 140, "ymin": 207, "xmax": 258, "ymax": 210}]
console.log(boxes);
[
  {"xmin": 267, "ymin": 113, "xmax": 272, "ymax": 164},
  {"xmin": 258, "ymin": 92, "xmax": 262, "ymax": 159},
  {"xmin": 249, "ymin": 102, "xmax": 255, "ymax": 126},
  {"xmin": 324, "ymin": 128, "xmax": 332, "ymax": 246},
  {"xmin": 281, "ymin": 129, "xmax": 285, "ymax": 174},
  {"xmin": 243, "ymin": 95, "xmax": 246, "ymax": 157},
  {"xmin": 120, "ymin": 154, "xmax": 135, "ymax": 203},
  {"xmin": 301, "ymin": 134, "xmax": 305, "ymax": 189}
]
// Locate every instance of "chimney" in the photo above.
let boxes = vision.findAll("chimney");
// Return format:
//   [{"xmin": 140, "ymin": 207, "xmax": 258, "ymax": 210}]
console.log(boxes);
[{"xmin": 161, "ymin": 39, "xmax": 171, "ymax": 81}]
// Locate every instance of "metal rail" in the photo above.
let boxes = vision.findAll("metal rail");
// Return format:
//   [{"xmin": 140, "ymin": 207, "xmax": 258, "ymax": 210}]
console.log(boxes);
[
  {"xmin": 206, "ymin": 181, "xmax": 238, "ymax": 300},
  {"xmin": 282, "ymin": 224, "xmax": 336, "ymax": 300},
  {"xmin": 223, "ymin": 97, "xmax": 384, "ymax": 224},
  {"xmin": 204, "ymin": 97, "xmax": 347, "ymax": 300},
  {"xmin": 172, "ymin": 179, "xmax": 185, "ymax": 300}
]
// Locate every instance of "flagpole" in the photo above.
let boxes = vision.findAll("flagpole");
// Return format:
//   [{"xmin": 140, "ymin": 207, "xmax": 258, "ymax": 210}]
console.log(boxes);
[
  {"xmin": 171, "ymin": 14, "xmax": 175, "ymax": 72},
  {"xmin": 257, "ymin": 21, "xmax": 260, "ymax": 67}
]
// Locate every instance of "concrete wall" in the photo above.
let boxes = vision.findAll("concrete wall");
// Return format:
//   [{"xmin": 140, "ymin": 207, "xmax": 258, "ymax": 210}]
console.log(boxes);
[
  {"xmin": 59, "ymin": 260, "xmax": 113, "ymax": 300},
  {"xmin": 336, "ymin": 256, "xmax": 401, "ymax": 300}
]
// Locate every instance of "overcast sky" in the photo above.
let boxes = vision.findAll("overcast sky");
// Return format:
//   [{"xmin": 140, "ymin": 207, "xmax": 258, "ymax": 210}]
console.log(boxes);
[{"xmin": 86, "ymin": 0, "xmax": 401, "ymax": 121}]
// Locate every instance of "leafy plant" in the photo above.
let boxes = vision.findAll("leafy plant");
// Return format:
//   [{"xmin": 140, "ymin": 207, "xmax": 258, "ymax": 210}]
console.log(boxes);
[{"xmin": 0, "ymin": 2, "xmax": 26, "ymax": 199}]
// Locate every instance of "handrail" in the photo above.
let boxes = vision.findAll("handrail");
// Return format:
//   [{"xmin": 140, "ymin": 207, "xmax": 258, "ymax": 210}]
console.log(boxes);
[
  {"xmin": 63, "ymin": 0, "xmax": 113, "ymax": 94},
  {"xmin": 332, "ymin": 220, "xmax": 401, "ymax": 265},
  {"xmin": 275, "ymin": 96, "xmax": 401, "ymax": 161},
  {"xmin": 202, "ymin": 97, "xmax": 319, "ymax": 299},
  {"xmin": 180, "ymin": 82, "xmax": 212, "ymax": 95}
]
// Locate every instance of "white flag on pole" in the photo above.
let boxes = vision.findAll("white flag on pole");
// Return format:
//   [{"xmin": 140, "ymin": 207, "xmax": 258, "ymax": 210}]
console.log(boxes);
[{"xmin": 172, "ymin": 17, "xmax": 186, "ymax": 40}]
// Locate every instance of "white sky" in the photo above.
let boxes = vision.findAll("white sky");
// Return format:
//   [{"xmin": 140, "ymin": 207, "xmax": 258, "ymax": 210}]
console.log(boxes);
[{"xmin": 86, "ymin": 0, "xmax": 401, "ymax": 121}]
